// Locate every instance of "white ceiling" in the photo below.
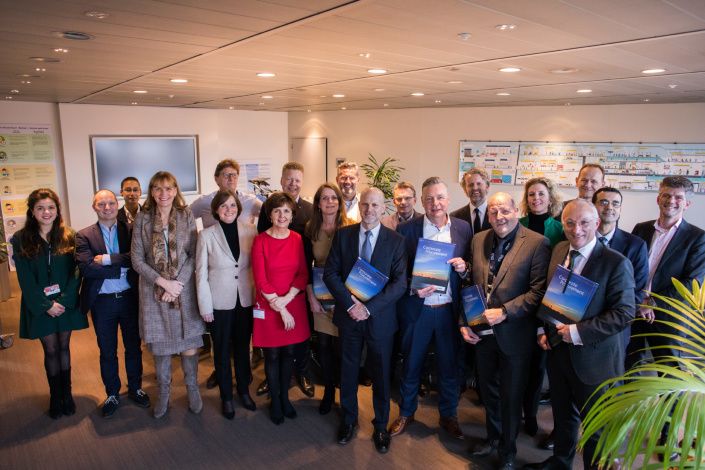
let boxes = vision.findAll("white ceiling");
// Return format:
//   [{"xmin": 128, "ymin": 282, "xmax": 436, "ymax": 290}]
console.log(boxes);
[{"xmin": 2, "ymin": 0, "xmax": 705, "ymax": 111}]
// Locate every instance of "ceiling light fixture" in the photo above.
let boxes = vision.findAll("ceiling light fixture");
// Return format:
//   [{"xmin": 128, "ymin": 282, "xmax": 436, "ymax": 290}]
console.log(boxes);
[
  {"xmin": 168, "ymin": 94, "xmax": 175, "ymax": 98},
  {"xmin": 359, "ymin": 53, "xmax": 371, "ymax": 58},
  {"xmin": 457, "ymin": 32, "xmax": 471, "ymax": 41},
  {"xmin": 499, "ymin": 67, "xmax": 521, "ymax": 73},
  {"xmin": 374, "ymin": 88, "xmax": 385, "ymax": 92},
  {"xmin": 668, "ymin": 84, "xmax": 678, "ymax": 89},
  {"xmin": 21, "ymin": 80, "xmax": 31, "ymax": 84},
  {"xmin": 84, "ymin": 11, "xmax": 109, "ymax": 19},
  {"xmin": 341, "ymin": 107, "xmax": 347, "ymax": 110},
  {"xmin": 133, "ymin": 90, "xmax": 148, "ymax": 94},
  {"xmin": 332, "ymin": 94, "xmax": 345, "ymax": 98},
  {"xmin": 9, "ymin": 89, "xmax": 19, "ymax": 94},
  {"xmin": 434, "ymin": 100, "xmax": 442, "ymax": 103},
  {"xmin": 228, "ymin": 106, "xmax": 234, "ymax": 110},
  {"xmin": 367, "ymin": 68, "xmax": 387, "ymax": 74},
  {"xmin": 495, "ymin": 24, "xmax": 516, "ymax": 31},
  {"xmin": 307, "ymin": 109, "xmax": 311, "ymax": 113},
  {"xmin": 576, "ymin": 89, "xmax": 592, "ymax": 93},
  {"xmin": 262, "ymin": 95, "xmax": 273, "ymax": 99},
  {"xmin": 411, "ymin": 92, "xmax": 425, "ymax": 96},
  {"xmin": 565, "ymin": 102, "xmax": 572, "ymax": 106},
  {"xmin": 256, "ymin": 72, "xmax": 276, "ymax": 78},
  {"xmin": 5, "ymin": 96, "xmax": 13, "ymax": 100},
  {"xmin": 550, "ymin": 68, "xmax": 579, "ymax": 74},
  {"xmin": 496, "ymin": 92, "xmax": 511, "ymax": 96},
  {"xmin": 383, "ymin": 103, "xmax": 389, "ymax": 107},
  {"xmin": 170, "ymin": 78, "xmax": 188, "ymax": 83},
  {"xmin": 30, "ymin": 57, "xmax": 60, "ymax": 63},
  {"xmin": 17, "ymin": 74, "xmax": 39, "ymax": 78},
  {"xmin": 643, "ymin": 98, "xmax": 650, "ymax": 102},
  {"xmin": 642, "ymin": 68, "xmax": 666, "ymax": 74},
  {"xmin": 35, "ymin": 68, "xmax": 46, "ymax": 72},
  {"xmin": 131, "ymin": 102, "xmax": 138, "ymax": 105},
  {"xmin": 447, "ymin": 80, "xmax": 463, "ymax": 84},
  {"xmin": 53, "ymin": 48, "xmax": 69, "ymax": 53}
]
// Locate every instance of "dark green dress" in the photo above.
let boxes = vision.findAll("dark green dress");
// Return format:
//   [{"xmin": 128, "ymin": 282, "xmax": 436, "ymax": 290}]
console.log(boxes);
[{"xmin": 11, "ymin": 231, "xmax": 87, "ymax": 339}]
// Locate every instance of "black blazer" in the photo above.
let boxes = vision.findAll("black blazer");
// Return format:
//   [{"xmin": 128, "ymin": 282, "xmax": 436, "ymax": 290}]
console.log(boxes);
[
  {"xmin": 546, "ymin": 241, "xmax": 635, "ymax": 384},
  {"xmin": 323, "ymin": 223, "xmax": 407, "ymax": 339},
  {"xmin": 257, "ymin": 197, "xmax": 313, "ymax": 235},
  {"xmin": 470, "ymin": 225, "xmax": 550, "ymax": 354},
  {"xmin": 632, "ymin": 219, "xmax": 705, "ymax": 310},
  {"xmin": 609, "ymin": 228, "xmax": 649, "ymax": 305},
  {"xmin": 75, "ymin": 220, "xmax": 136, "ymax": 314},
  {"xmin": 450, "ymin": 204, "xmax": 491, "ymax": 236},
  {"xmin": 396, "ymin": 215, "xmax": 472, "ymax": 325},
  {"xmin": 116, "ymin": 205, "xmax": 140, "ymax": 226}
]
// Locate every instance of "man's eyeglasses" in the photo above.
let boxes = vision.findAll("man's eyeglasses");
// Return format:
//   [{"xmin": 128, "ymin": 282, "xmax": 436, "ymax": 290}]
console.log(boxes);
[{"xmin": 596, "ymin": 199, "xmax": 621, "ymax": 208}]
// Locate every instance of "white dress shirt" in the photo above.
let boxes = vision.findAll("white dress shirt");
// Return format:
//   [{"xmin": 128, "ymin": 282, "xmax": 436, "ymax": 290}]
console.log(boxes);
[
  {"xmin": 358, "ymin": 222, "xmax": 381, "ymax": 257},
  {"xmin": 566, "ymin": 236, "xmax": 598, "ymax": 345},
  {"xmin": 344, "ymin": 193, "xmax": 361, "ymax": 222},
  {"xmin": 469, "ymin": 200, "xmax": 487, "ymax": 228}
]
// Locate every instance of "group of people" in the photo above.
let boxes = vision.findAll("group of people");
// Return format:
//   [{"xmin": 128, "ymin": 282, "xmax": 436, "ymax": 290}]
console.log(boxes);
[{"xmin": 11, "ymin": 156, "xmax": 705, "ymax": 469}]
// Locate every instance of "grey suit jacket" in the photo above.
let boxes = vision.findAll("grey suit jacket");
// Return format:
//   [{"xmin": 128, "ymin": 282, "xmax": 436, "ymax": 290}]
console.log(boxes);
[
  {"xmin": 470, "ymin": 225, "xmax": 550, "ymax": 354},
  {"xmin": 196, "ymin": 219, "xmax": 256, "ymax": 314}
]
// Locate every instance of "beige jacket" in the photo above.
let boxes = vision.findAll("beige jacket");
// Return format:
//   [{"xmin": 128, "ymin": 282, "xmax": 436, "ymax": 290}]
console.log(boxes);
[{"xmin": 196, "ymin": 219, "xmax": 256, "ymax": 314}]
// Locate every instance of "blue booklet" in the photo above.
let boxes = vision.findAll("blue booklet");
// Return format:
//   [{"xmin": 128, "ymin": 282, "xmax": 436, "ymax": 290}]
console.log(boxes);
[
  {"xmin": 537, "ymin": 265, "xmax": 599, "ymax": 326},
  {"xmin": 312, "ymin": 267, "xmax": 334, "ymax": 308},
  {"xmin": 460, "ymin": 284, "xmax": 492, "ymax": 333},
  {"xmin": 410, "ymin": 238, "xmax": 456, "ymax": 293},
  {"xmin": 345, "ymin": 257, "xmax": 389, "ymax": 302}
]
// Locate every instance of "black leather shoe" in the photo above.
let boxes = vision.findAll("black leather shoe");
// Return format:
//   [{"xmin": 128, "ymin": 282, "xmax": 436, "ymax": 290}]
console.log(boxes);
[
  {"xmin": 221, "ymin": 400, "xmax": 235, "ymax": 420},
  {"xmin": 256, "ymin": 379, "xmax": 269, "ymax": 397},
  {"xmin": 523, "ymin": 458, "xmax": 554, "ymax": 470},
  {"xmin": 296, "ymin": 375, "xmax": 315, "ymax": 398},
  {"xmin": 358, "ymin": 370, "xmax": 372, "ymax": 387},
  {"xmin": 128, "ymin": 389, "xmax": 151, "ymax": 408},
  {"xmin": 337, "ymin": 422, "xmax": 358, "ymax": 445},
  {"xmin": 539, "ymin": 432, "xmax": 554, "ymax": 451},
  {"xmin": 538, "ymin": 391, "xmax": 551, "ymax": 406},
  {"xmin": 102, "ymin": 395, "xmax": 120, "ymax": 418},
  {"xmin": 239, "ymin": 393, "xmax": 256, "ymax": 411},
  {"xmin": 470, "ymin": 439, "xmax": 498, "ymax": 457},
  {"xmin": 499, "ymin": 456, "xmax": 515, "ymax": 469},
  {"xmin": 206, "ymin": 371, "xmax": 218, "ymax": 390},
  {"xmin": 373, "ymin": 430, "xmax": 391, "ymax": 454},
  {"xmin": 418, "ymin": 381, "xmax": 429, "ymax": 397},
  {"xmin": 524, "ymin": 416, "xmax": 538, "ymax": 436}
]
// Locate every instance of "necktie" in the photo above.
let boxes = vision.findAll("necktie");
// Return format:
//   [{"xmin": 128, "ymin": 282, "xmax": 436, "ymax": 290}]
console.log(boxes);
[
  {"xmin": 567, "ymin": 249, "xmax": 580, "ymax": 271},
  {"xmin": 361, "ymin": 230, "xmax": 372, "ymax": 262},
  {"xmin": 598, "ymin": 236, "xmax": 609, "ymax": 246},
  {"xmin": 473, "ymin": 208, "xmax": 482, "ymax": 235}
]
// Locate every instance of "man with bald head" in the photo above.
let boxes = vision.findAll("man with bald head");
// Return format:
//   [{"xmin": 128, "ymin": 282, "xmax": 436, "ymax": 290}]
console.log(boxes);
[
  {"xmin": 526, "ymin": 199, "xmax": 634, "ymax": 470},
  {"xmin": 461, "ymin": 192, "xmax": 550, "ymax": 469},
  {"xmin": 76, "ymin": 190, "xmax": 150, "ymax": 418},
  {"xmin": 324, "ymin": 187, "xmax": 408, "ymax": 453}
]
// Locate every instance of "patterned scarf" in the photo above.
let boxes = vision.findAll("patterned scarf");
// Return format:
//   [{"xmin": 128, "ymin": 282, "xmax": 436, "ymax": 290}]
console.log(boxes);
[{"xmin": 151, "ymin": 207, "xmax": 179, "ymax": 308}]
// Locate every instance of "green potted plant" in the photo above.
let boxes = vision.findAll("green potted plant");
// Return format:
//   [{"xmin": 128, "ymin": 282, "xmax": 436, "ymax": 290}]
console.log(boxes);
[
  {"xmin": 580, "ymin": 278, "xmax": 705, "ymax": 469},
  {"xmin": 359, "ymin": 153, "xmax": 404, "ymax": 213}
]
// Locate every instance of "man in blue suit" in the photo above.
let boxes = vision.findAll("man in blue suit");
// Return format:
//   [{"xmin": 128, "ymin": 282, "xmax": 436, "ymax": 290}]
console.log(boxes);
[
  {"xmin": 592, "ymin": 187, "xmax": 648, "ymax": 357},
  {"xmin": 324, "ymin": 187, "xmax": 408, "ymax": 454},
  {"xmin": 389, "ymin": 177, "xmax": 472, "ymax": 441},
  {"xmin": 75, "ymin": 190, "xmax": 150, "ymax": 418}
]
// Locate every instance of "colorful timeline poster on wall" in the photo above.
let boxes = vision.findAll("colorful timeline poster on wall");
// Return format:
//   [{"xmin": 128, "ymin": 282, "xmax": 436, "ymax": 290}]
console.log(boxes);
[
  {"xmin": 0, "ymin": 124, "xmax": 60, "ymax": 268},
  {"xmin": 458, "ymin": 141, "xmax": 518, "ymax": 184}
]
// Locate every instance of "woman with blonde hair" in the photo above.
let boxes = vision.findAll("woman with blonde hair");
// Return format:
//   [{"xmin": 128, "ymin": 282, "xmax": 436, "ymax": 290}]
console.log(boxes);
[{"xmin": 519, "ymin": 177, "xmax": 565, "ymax": 248}]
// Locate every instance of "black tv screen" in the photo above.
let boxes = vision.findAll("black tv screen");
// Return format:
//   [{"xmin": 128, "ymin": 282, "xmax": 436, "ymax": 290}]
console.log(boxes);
[{"xmin": 90, "ymin": 135, "xmax": 200, "ymax": 196}]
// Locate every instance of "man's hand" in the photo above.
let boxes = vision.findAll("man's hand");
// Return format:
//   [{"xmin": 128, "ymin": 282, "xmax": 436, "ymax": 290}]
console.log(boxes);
[
  {"xmin": 93, "ymin": 255, "xmax": 103, "ymax": 264},
  {"xmin": 348, "ymin": 296, "xmax": 369, "ymax": 321},
  {"xmin": 448, "ymin": 257, "xmax": 467, "ymax": 273},
  {"xmin": 537, "ymin": 333, "xmax": 551, "ymax": 351},
  {"xmin": 460, "ymin": 326, "xmax": 481, "ymax": 344},
  {"xmin": 556, "ymin": 323, "xmax": 573, "ymax": 343},
  {"xmin": 483, "ymin": 308, "xmax": 506, "ymax": 326},
  {"xmin": 416, "ymin": 285, "xmax": 437, "ymax": 298},
  {"xmin": 638, "ymin": 307, "xmax": 655, "ymax": 324}
]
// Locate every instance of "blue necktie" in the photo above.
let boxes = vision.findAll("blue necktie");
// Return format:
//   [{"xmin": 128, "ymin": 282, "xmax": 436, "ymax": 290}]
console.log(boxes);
[{"xmin": 361, "ymin": 230, "xmax": 372, "ymax": 262}]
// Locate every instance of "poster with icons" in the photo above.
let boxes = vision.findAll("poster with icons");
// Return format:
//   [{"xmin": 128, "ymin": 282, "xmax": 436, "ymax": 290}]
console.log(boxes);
[
  {"xmin": 458, "ymin": 141, "xmax": 518, "ymax": 184},
  {"xmin": 0, "ymin": 123, "xmax": 60, "ymax": 269}
]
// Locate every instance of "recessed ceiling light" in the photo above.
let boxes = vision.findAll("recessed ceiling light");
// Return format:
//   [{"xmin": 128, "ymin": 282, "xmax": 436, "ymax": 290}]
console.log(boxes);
[
  {"xmin": 576, "ymin": 89, "xmax": 592, "ymax": 93},
  {"xmin": 307, "ymin": 109, "xmax": 311, "ymax": 113},
  {"xmin": 35, "ymin": 68, "xmax": 46, "ymax": 72},
  {"xmin": 642, "ymin": 68, "xmax": 666, "ymax": 74},
  {"xmin": 133, "ymin": 90, "xmax": 148, "ymax": 94},
  {"xmin": 131, "ymin": 102, "xmax": 138, "ymax": 105},
  {"xmin": 30, "ymin": 57, "xmax": 60, "ymax": 63},
  {"xmin": 9, "ymin": 89, "xmax": 19, "ymax": 94},
  {"xmin": 550, "ymin": 68, "xmax": 579, "ymax": 74},
  {"xmin": 499, "ymin": 67, "xmax": 521, "ymax": 73},
  {"xmin": 434, "ymin": 100, "xmax": 442, "ymax": 103},
  {"xmin": 367, "ymin": 68, "xmax": 387, "ymax": 74},
  {"xmin": 53, "ymin": 31, "xmax": 93, "ymax": 40},
  {"xmin": 359, "ymin": 53, "xmax": 371, "ymax": 58},
  {"xmin": 668, "ymin": 84, "xmax": 678, "ymax": 89},
  {"xmin": 21, "ymin": 80, "xmax": 31, "ymax": 84},
  {"xmin": 256, "ymin": 72, "xmax": 276, "ymax": 78},
  {"xmin": 643, "ymin": 98, "xmax": 650, "ymax": 102},
  {"xmin": 495, "ymin": 24, "xmax": 516, "ymax": 31},
  {"xmin": 565, "ymin": 102, "xmax": 572, "ymax": 106},
  {"xmin": 410, "ymin": 92, "xmax": 425, "ymax": 96},
  {"xmin": 228, "ymin": 106, "xmax": 234, "ymax": 110},
  {"xmin": 341, "ymin": 107, "xmax": 347, "ymax": 110},
  {"xmin": 447, "ymin": 80, "xmax": 463, "ymax": 84},
  {"xmin": 84, "ymin": 11, "xmax": 109, "ymax": 19},
  {"xmin": 5, "ymin": 96, "xmax": 13, "ymax": 100},
  {"xmin": 374, "ymin": 88, "xmax": 385, "ymax": 92},
  {"xmin": 319, "ymin": 95, "xmax": 327, "ymax": 98},
  {"xmin": 262, "ymin": 95, "xmax": 274, "ymax": 99},
  {"xmin": 170, "ymin": 78, "xmax": 188, "ymax": 83},
  {"xmin": 52, "ymin": 48, "xmax": 69, "ymax": 53},
  {"xmin": 496, "ymin": 92, "xmax": 511, "ymax": 96},
  {"xmin": 332, "ymin": 94, "xmax": 345, "ymax": 98},
  {"xmin": 457, "ymin": 32, "xmax": 471, "ymax": 41},
  {"xmin": 168, "ymin": 94, "xmax": 175, "ymax": 99},
  {"xmin": 383, "ymin": 103, "xmax": 389, "ymax": 107}
]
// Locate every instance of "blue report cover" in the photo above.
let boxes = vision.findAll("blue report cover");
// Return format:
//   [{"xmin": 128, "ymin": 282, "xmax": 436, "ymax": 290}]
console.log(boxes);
[
  {"xmin": 312, "ymin": 267, "xmax": 334, "ymax": 308},
  {"xmin": 537, "ymin": 265, "xmax": 598, "ymax": 326},
  {"xmin": 345, "ymin": 257, "xmax": 389, "ymax": 302},
  {"xmin": 461, "ymin": 285, "xmax": 489, "ymax": 328},
  {"xmin": 410, "ymin": 238, "xmax": 455, "ymax": 293}
]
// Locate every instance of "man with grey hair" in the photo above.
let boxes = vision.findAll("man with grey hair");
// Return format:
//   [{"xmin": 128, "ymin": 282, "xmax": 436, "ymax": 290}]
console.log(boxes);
[
  {"xmin": 336, "ymin": 161, "xmax": 361, "ymax": 222},
  {"xmin": 526, "ymin": 199, "xmax": 634, "ymax": 470},
  {"xmin": 451, "ymin": 167, "xmax": 492, "ymax": 237},
  {"xmin": 381, "ymin": 181, "xmax": 421, "ymax": 230}
]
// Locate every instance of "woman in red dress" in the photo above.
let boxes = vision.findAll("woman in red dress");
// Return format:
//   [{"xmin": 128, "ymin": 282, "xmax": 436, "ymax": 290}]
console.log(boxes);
[{"xmin": 251, "ymin": 192, "xmax": 310, "ymax": 424}]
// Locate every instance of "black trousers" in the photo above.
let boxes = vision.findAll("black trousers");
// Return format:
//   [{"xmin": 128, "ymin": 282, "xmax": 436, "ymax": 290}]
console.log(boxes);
[
  {"xmin": 522, "ymin": 343, "xmax": 547, "ymax": 420},
  {"xmin": 318, "ymin": 332, "xmax": 340, "ymax": 389},
  {"xmin": 475, "ymin": 334, "xmax": 530, "ymax": 459},
  {"xmin": 211, "ymin": 301, "xmax": 253, "ymax": 401}
]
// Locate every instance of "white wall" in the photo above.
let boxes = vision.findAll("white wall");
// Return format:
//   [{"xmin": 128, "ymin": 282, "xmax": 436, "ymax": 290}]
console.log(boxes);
[
  {"xmin": 59, "ymin": 104, "xmax": 288, "ymax": 230},
  {"xmin": 289, "ymin": 103, "xmax": 705, "ymax": 231}
]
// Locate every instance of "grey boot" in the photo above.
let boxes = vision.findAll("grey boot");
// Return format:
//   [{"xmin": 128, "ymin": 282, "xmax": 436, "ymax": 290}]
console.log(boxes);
[
  {"xmin": 153, "ymin": 355, "xmax": 171, "ymax": 419},
  {"xmin": 181, "ymin": 354, "xmax": 202, "ymax": 414}
]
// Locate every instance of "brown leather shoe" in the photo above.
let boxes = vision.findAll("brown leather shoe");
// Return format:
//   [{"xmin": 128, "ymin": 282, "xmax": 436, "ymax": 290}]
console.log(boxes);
[
  {"xmin": 439, "ymin": 416, "xmax": 464, "ymax": 440},
  {"xmin": 388, "ymin": 415, "xmax": 414, "ymax": 436}
]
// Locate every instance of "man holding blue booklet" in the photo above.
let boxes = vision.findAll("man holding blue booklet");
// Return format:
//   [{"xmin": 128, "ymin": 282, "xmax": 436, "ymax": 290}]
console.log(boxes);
[
  {"xmin": 323, "ymin": 188, "xmax": 407, "ymax": 454},
  {"xmin": 460, "ymin": 192, "xmax": 550, "ymax": 470}
]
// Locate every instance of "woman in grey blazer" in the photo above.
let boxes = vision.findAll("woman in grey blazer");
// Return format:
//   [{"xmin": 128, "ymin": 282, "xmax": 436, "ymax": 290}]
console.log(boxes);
[
  {"xmin": 196, "ymin": 189, "xmax": 257, "ymax": 419},
  {"xmin": 131, "ymin": 171, "xmax": 205, "ymax": 419}
]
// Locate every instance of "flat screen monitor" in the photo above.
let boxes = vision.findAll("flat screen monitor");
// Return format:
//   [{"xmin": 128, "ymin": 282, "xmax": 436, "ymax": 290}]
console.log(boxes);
[{"xmin": 90, "ymin": 135, "xmax": 200, "ymax": 197}]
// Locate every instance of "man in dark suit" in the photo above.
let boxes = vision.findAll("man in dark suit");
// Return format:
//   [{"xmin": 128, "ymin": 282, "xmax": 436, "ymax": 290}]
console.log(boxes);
[
  {"xmin": 116, "ymin": 176, "xmax": 141, "ymax": 227},
  {"xmin": 592, "ymin": 187, "xmax": 648, "ymax": 356},
  {"xmin": 461, "ymin": 192, "xmax": 550, "ymax": 469},
  {"xmin": 451, "ymin": 167, "xmax": 492, "ymax": 236},
  {"xmin": 389, "ymin": 177, "xmax": 472, "ymax": 440},
  {"xmin": 75, "ymin": 190, "xmax": 150, "ymax": 418},
  {"xmin": 526, "ymin": 199, "xmax": 635, "ymax": 470},
  {"xmin": 629, "ymin": 175, "xmax": 705, "ymax": 368},
  {"xmin": 323, "ymin": 187, "xmax": 407, "ymax": 453},
  {"xmin": 256, "ymin": 161, "xmax": 315, "ymax": 397}
]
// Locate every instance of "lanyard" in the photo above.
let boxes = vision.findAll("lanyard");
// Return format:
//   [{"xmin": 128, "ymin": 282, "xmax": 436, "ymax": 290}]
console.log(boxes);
[{"xmin": 486, "ymin": 237, "xmax": 512, "ymax": 303}]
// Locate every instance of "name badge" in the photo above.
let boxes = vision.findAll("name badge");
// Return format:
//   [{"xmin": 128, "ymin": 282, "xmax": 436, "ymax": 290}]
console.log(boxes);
[
  {"xmin": 253, "ymin": 308, "xmax": 265, "ymax": 320},
  {"xmin": 44, "ymin": 284, "xmax": 61, "ymax": 296}
]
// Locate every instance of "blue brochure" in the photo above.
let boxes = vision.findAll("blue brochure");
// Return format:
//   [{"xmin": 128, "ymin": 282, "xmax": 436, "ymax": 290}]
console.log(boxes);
[
  {"xmin": 312, "ymin": 267, "xmax": 334, "ymax": 308},
  {"xmin": 538, "ymin": 265, "xmax": 598, "ymax": 326},
  {"xmin": 461, "ymin": 285, "xmax": 487, "ymax": 326},
  {"xmin": 410, "ymin": 238, "xmax": 455, "ymax": 293},
  {"xmin": 345, "ymin": 257, "xmax": 389, "ymax": 302}
]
